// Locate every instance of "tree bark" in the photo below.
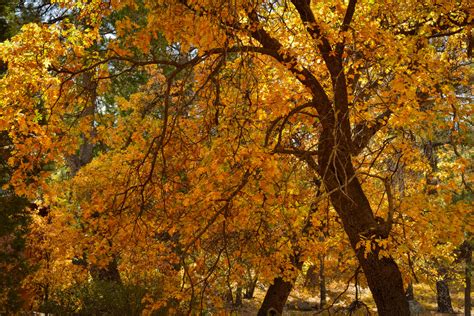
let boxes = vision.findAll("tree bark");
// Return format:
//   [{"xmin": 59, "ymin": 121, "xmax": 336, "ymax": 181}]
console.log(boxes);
[
  {"xmin": 436, "ymin": 278, "xmax": 454, "ymax": 313},
  {"xmin": 244, "ymin": 275, "xmax": 258, "ymax": 299},
  {"xmin": 424, "ymin": 140, "xmax": 457, "ymax": 315},
  {"xmin": 258, "ymin": 255, "xmax": 303, "ymax": 316},
  {"xmin": 235, "ymin": 287, "xmax": 243, "ymax": 307},
  {"xmin": 257, "ymin": 277, "xmax": 293, "ymax": 316},
  {"xmin": 329, "ymin": 187, "xmax": 409, "ymax": 315},
  {"xmin": 317, "ymin": 126, "xmax": 410, "ymax": 315},
  {"xmin": 90, "ymin": 257, "xmax": 122, "ymax": 284},
  {"xmin": 319, "ymin": 255, "xmax": 327, "ymax": 308},
  {"xmin": 225, "ymin": 287, "xmax": 234, "ymax": 306},
  {"xmin": 465, "ymin": 242, "xmax": 472, "ymax": 316},
  {"xmin": 248, "ymin": 3, "xmax": 409, "ymax": 313},
  {"xmin": 304, "ymin": 264, "xmax": 317, "ymax": 289},
  {"xmin": 406, "ymin": 282, "xmax": 414, "ymax": 301}
]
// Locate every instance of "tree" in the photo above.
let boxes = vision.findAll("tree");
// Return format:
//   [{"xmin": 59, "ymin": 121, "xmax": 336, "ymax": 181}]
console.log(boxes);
[
  {"xmin": 0, "ymin": 134, "xmax": 30, "ymax": 313},
  {"xmin": 0, "ymin": 0, "xmax": 45, "ymax": 311},
  {"xmin": 0, "ymin": 0, "xmax": 472, "ymax": 314}
]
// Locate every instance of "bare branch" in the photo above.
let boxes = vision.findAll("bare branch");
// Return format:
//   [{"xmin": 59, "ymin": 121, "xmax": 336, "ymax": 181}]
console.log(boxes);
[{"xmin": 264, "ymin": 101, "xmax": 317, "ymax": 146}]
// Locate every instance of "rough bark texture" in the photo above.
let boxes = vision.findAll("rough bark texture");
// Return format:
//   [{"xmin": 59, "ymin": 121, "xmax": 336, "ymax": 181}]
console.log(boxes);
[
  {"xmin": 249, "ymin": 2, "xmax": 410, "ymax": 313},
  {"xmin": 257, "ymin": 277, "xmax": 293, "ymax": 316},
  {"xmin": 465, "ymin": 243, "xmax": 472, "ymax": 316},
  {"xmin": 436, "ymin": 278, "xmax": 454, "ymax": 313},
  {"xmin": 317, "ymin": 126, "xmax": 410, "ymax": 315}
]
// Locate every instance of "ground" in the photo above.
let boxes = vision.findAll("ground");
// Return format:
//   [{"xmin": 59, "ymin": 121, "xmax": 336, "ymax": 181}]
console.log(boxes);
[{"xmin": 225, "ymin": 282, "xmax": 471, "ymax": 315}]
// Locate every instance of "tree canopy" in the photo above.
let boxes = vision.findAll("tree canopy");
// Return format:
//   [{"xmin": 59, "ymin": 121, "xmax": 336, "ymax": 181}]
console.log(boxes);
[{"xmin": 0, "ymin": 0, "xmax": 472, "ymax": 314}]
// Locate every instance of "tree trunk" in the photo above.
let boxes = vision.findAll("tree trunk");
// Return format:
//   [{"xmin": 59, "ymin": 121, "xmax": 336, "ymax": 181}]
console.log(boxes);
[
  {"xmin": 317, "ymin": 126, "xmax": 410, "ymax": 315},
  {"xmin": 225, "ymin": 286, "xmax": 234, "ymax": 305},
  {"xmin": 319, "ymin": 255, "xmax": 326, "ymax": 308},
  {"xmin": 244, "ymin": 275, "xmax": 258, "ymax": 299},
  {"xmin": 250, "ymin": 8, "xmax": 409, "ymax": 312},
  {"xmin": 329, "ymin": 184, "xmax": 409, "ymax": 315},
  {"xmin": 423, "ymin": 140, "xmax": 456, "ymax": 314},
  {"xmin": 257, "ymin": 277, "xmax": 292, "ymax": 316},
  {"xmin": 465, "ymin": 243, "xmax": 472, "ymax": 316},
  {"xmin": 258, "ymin": 256, "xmax": 303, "ymax": 315},
  {"xmin": 406, "ymin": 282, "xmax": 414, "ymax": 301},
  {"xmin": 68, "ymin": 72, "xmax": 122, "ymax": 284},
  {"xmin": 436, "ymin": 278, "xmax": 454, "ymax": 313},
  {"xmin": 90, "ymin": 257, "xmax": 122, "ymax": 284},
  {"xmin": 235, "ymin": 287, "xmax": 243, "ymax": 307},
  {"xmin": 304, "ymin": 264, "xmax": 317, "ymax": 289}
]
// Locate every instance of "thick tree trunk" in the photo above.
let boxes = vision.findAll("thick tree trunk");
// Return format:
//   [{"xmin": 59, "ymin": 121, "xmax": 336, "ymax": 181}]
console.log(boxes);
[
  {"xmin": 436, "ymin": 278, "xmax": 454, "ymax": 313},
  {"xmin": 225, "ymin": 287, "xmax": 233, "ymax": 305},
  {"xmin": 257, "ymin": 277, "xmax": 292, "ymax": 316},
  {"xmin": 358, "ymin": 254, "xmax": 408, "ymax": 315},
  {"xmin": 317, "ymin": 127, "xmax": 410, "ymax": 315},
  {"xmin": 329, "ymin": 188, "xmax": 409, "ymax": 315}
]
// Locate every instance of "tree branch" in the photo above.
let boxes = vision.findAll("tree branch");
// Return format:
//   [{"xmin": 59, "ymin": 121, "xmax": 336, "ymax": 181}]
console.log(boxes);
[
  {"xmin": 264, "ymin": 101, "xmax": 318, "ymax": 147},
  {"xmin": 290, "ymin": 0, "xmax": 334, "ymax": 68},
  {"xmin": 246, "ymin": 11, "xmax": 333, "ymax": 118},
  {"xmin": 351, "ymin": 110, "xmax": 392, "ymax": 155},
  {"xmin": 336, "ymin": 0, "xmax": 357, "ymax": 56}
]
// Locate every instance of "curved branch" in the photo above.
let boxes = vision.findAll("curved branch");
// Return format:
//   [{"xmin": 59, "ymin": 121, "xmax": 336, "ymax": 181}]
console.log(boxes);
[
  {"xmin": 264, "ymin": 101, "xmax": 317, "ymax": 147},
  {"xmin": 247, "ymin": 12, "xmax": 333, "ymax": 118}
]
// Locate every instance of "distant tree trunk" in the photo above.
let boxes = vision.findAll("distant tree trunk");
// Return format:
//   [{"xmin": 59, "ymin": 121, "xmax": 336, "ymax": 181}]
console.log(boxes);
[
  {"xmin": 406, "ymin": 282, "xmax": 414, "ymax": 301},
  {"xmin": 465, "ymin": 242, "xmax": 472, "ymax": 316},
  {"xmin": 436, "ymin": 277, "xmax": 454, "ymax": 313},
  {"xmin": 68, "ymin": 72, "xmax": 122, "ymax": 284},
  {"xmin": 244, "ymin": 275, "xmax": 258, "ymax": 299},
  {"xmin": 422, "ymin": 141, "xmax": 455, "ymax": 314},
  {"xmin": 257, "ymin": 277, "xmax": 293, "ymax": 316},
  {"xmin": 304, "ymin": 264, "xmax": 317, "ymax": 289},
  {"xmin": 235, "ymin": 287, "xmax": 243, "ymax": 307},
  {"xmin": 225, "ymin": 286, "xmax": 234, "ymax": 305},
  {"xmin": 319, "ymin": 255, "xmax": 326, "ymax": 308},
  {"xmin": 257, "ymin": 252, "xmax": 304, "ymax": 315},
  {"xmin": 90, "ymin": 257, "xmax": 122, "ymax": 284}
]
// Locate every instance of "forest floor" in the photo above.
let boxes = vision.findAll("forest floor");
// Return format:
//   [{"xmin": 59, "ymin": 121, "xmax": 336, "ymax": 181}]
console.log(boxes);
[{"xmin": 227, "ymin": 282, "xmax": 470, "ymax": 315}]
